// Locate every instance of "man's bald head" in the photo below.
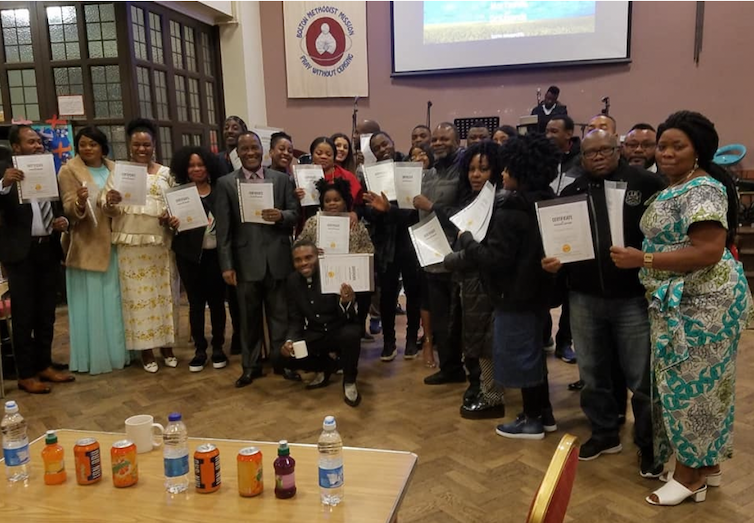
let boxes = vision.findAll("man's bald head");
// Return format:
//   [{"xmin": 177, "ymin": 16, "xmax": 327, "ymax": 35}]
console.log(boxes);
[
  {"xmin": 356, "ymin": 120, "xmax": 381, "ymax": 135},
  {"xmin": 587, "ymin": 115, "xmax": 617, "ymax": 135},
  {"xmin": 581, "ymin": 129, "xmax": 620, "ymax": 177}
]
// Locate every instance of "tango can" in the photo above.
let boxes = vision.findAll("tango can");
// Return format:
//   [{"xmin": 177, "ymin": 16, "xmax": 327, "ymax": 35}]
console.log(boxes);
[
  {"xmin": 237, "ymin": 447, "xmax": 263, "ymax": 497},
  {"xmin": 111, "ymin": 440, "xmax": 138, "ymax": 488},
  {"xmin": 74, "ymin": 438, "xmax": 102, "ymax": 485},
  {"xmin": 194, "ymin": 443, "xmax": 221, "ymax": 493}
]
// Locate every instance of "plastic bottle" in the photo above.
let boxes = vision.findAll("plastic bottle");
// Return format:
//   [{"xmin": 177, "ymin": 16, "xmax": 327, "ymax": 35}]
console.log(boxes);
[
  {"xmin": 2, "ymin": 400, "xmax": 30, "ymax": 483},
  {"xmin": 274, "ymin": 440, "xmax": 296, "ymax": 499},
  {"xmin": 318, "ymin": 415, "xmax": 344, "ymax": 506},
  {"xmin": 163, "ymin": 412, "xmax": 190, "ymax": 493},
  {"xmin": 41, "ymin": 430, "xmax": 66, "ymax": 485}
]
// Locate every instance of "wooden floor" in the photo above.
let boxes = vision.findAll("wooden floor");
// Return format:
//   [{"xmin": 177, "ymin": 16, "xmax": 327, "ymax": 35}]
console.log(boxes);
[{"xmin": 4, "ymin": 304, "xmax": 754, "ymax": 523}]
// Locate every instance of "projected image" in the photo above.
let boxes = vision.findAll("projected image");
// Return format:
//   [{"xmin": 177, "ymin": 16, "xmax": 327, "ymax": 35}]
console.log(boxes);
[{"xmin": 423, "ymin": 1, "xmax": 596, "ymax": 45}]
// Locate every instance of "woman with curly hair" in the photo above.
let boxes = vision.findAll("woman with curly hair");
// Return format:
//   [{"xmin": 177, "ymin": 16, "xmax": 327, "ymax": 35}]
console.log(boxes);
[
  {"xmin": 451, "ymin": 133, "xmax": 559, "ymax": 439},
  {"xmin": 610, "ymin": 111, "xmax": 752, "ymax": 505},
  {"xmin": 170, "ymin": 146, "xmax": 229, "ymax": 373}
]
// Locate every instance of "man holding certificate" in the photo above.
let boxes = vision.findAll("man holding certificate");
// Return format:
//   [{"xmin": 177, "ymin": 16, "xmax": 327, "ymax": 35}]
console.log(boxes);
[
  {"xmin": 542, "ymin": 130, "xmax": 666, "ymax": 473},
  {"xmin": 216, "ymin": 131, "xmax": 299, "ymax": 388},
  {"xmin": 0, "ymin": 125, "xmax": 74, "ymax": 393}
]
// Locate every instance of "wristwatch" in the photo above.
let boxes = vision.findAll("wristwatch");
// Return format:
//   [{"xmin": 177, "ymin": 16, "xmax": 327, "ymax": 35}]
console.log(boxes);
[{"xmin": 643, "ymin": 252, "xmax": 654, "ymax": 268}]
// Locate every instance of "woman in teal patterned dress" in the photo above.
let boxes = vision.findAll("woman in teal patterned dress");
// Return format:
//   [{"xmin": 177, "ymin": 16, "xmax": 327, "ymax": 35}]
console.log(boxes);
[{"xmin": 610, "ymin": 111, "xmax": 752, "ymax": 506}]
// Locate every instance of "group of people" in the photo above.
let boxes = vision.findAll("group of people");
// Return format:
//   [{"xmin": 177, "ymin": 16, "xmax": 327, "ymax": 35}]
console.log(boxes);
[{"xmin": 0, "ymin": 100, "xmax": 750, "ymax": 506}]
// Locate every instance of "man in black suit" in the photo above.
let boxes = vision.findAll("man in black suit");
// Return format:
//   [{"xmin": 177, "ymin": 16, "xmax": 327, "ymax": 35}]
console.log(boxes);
[
  {"xmin": 281, "ymin": 240, "xmax": 362, "ymax": 407},
  {"xmin": 215, "ymin": 131, "xmax": 299, "ymax": 387},
  {"xmin": 531, "ymin": 85, "xmax": 568, "ymax": 133},
  {"xmin": 0, "ymin": 125, "xmax": 74, "ymax": 394}
]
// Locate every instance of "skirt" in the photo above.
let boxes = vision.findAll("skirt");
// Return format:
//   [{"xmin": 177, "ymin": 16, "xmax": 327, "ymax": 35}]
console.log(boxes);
[{"xmin": 493, "ymin": 308, "xmax": 546, "ymax": 389}]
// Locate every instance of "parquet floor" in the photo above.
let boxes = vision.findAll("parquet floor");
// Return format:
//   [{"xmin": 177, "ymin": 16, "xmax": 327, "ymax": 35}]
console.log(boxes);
[{"xmin": 4, "ymin": 303, "xmax": 754, "ymax": 523}]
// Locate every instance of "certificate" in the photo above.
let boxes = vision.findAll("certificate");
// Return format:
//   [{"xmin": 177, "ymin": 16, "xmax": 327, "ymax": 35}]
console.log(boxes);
[
  {"xmin": 450, "ymin": 181, "xmax": 495, "ymax": 242},
  {"xmin": 605, "ymin": 180, "xmax": 626, "ymax": 248},
  {"xmin": 535, "ymin": 195, "xmax": 595, "ymax": 264},
  {"xmin": 408, "ymin": 213, "xmax": 453, "ymax": 267},
  {"xmin": 360, "ymin": 134, "xmax": 378, "ymax": 165},
  {"xmin": 14, "ymin": 154, "xmax": 59, "ymax": 202},
  {"xmin": 319, "ymin": 253, "xmax": 374, "ymax": 294},
  {"xmin": 164, "ymin": 183, "xmax": 209, "ymax": 232},
  {"xmin": 237, "ymin": 179, "xmax": 274, "ymax": 224},
  {"xmin": 114, "ymin": 161, "xmax": 148, "ymax": 206},
  {"xmin": 229, "ymin": 148, "xmax": 242, "ymax": 171},
  {"xmin": 363, "ymin": 160, "xmax": 396, "ymax": 201},
  {"xmin": 293, "ymin": 164, "xmax": 324, "ymax": 207},
  {"xmin": 317, "ymin": 213, "xmax": 350, "ymax": 254},
  {"xmin": 394, "ymin": 162, "xmax": 423, "ymax": 209}
]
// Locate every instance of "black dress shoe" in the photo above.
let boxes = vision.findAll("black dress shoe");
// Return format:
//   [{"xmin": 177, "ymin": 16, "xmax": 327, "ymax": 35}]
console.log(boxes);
[
  {"xmin": 424, "ymin": 370, "xmax": 467, "ymax": 385},
  {"xmin": 460, "ymin": 397, "xmax": 506, "ymax": 420},
  {"xmin": 235, "ymin": 370, "xmax": 254, "ymax": 388},
  {"xmin": 305, "ymin": 371, "xmax": 332, "ymax": 390},
  {"xmin": 282, "ymin": 368, "xmax": 302, "ymax": 382},
  {"xmin": 463, "ymin": 386, "xmax": 481, "ymax": 407}
]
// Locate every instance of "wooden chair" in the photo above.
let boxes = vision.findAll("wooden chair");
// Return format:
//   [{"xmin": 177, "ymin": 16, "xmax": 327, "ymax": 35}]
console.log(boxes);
[
  {"xmin": 0, "ymin": 278, "xmax": 11, "ymax": 399},
  {"xmin": 527, "ymin": 434, "xmax": 580, "ymax": 523}
]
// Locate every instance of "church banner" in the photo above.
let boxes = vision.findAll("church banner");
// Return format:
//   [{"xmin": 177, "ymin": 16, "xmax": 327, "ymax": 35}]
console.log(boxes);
[{"xmin": 283, "ymin": 1, "xmax": 369, "ymax": 98}]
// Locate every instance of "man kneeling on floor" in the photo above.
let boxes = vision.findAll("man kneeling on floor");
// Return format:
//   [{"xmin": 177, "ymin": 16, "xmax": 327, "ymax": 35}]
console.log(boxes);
[{"xmin": 281, "ymin": 240, "xmax": 362, "ymax": 407}]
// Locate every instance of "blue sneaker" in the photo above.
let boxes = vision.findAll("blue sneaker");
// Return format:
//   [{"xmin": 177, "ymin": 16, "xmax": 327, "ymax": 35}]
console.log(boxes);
[
  {"xmin": 369, "ymin": 318, "xmax": 382, "ymax": 335},
  {"xmin": 555, "ymin": 343, "xmax": 577, "ymax": 364},
  {"xmin": 495, "ymin": 415, "xmax": 545, "ymax": 440}
]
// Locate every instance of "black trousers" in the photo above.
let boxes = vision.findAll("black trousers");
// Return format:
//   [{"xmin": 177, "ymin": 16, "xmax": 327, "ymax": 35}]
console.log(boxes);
[
  {"xmin": 356, "ymin": 292, "xmax": 371, "ymax": 336},
  {"xmin": 379, "ymin": 245, "xmax": 420, "ymax": 346},
  {"xmin": 288, "ymin": 324, "xmax": 361, "ymax": 383},
  {"xmin": 175, "ymin": 249, "xmax": 226, "ymax": 353},
  {"xmin": 227, "ymin": 284, "xmax": 241, "ymax": 351},
  {"xmin": 544, "ymin": 298, "xmax": 572, "ymax": 347},
  {"xmin": 426, "ymin": 273, "xmax": 464, "ymax": 375},
  {"xmin": 5, "ymin": 240, "xmax": 59, "ymax": 379},
  {"xmin": 236, "ymin": 273, "xmax": 287, "ymax": 373}
]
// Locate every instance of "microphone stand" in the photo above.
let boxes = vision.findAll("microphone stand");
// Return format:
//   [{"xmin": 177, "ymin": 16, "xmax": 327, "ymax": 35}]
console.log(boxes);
[
  {"xmin": 351, "ymin": 96, "xmax": 359, "ymax": 151},
  {"xmin": 601, "ymin": 97, "xmax": 611, "ymax": 116},
  {"xmin": 426, "ymin": 101, "xmax": 432, "ymax": 128}
]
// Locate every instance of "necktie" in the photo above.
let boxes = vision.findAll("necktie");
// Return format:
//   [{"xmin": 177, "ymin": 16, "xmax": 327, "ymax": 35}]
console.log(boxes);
[{"xmin": 40, "ymin": 200, "xmax": 53, "ymax": 234}]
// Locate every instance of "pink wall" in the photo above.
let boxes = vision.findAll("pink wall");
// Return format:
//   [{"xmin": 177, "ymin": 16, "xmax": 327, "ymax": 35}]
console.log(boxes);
[{"xmin": 260, "ymin": 1, "xmax": 754, "ymax": 166}]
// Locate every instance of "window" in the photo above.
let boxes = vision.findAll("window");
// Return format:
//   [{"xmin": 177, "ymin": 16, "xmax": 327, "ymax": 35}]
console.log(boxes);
[
  {"xmin": 209, "ymin": 129, "xmax": 218, "ymax": 154},
  {"xmin": 192, "ymin": 133, "xmax": 202, "ymax": 147},
  {"xmin": 100, "ymin": 124, "xmax": 127, "ymax": 160},
  {"xmin": 175, "ymin": 75, "xmax": 187, "ymax": 121},
  {"xmin": 47, "ymin": 5, "xmax": 80, "ymax": 61},
  {"xmin": 1, "ymin": 8, "xmax": 33, "ymax": 63},
  {"xmin": 8, "ymin": 69, "xmax": 39, "ymax": 121},
  {"xmin": 131, "ymin": 6, "xmax": 147, "ymax": 61},
  {"xmin": 136, "ymin": 66, "xmax": 152, "ymax": 118},
  {"xmin": 188, "ymin": 78, "xmax": 201, "ymax": 123},
  {"xmin": 200, "ymin": 33, "xmax": 213, "ymax": 78},
  {"xmin": 169, "ymin": 21, "xmax": 182, "ymax": 69},
  {"xmin": 148, "ymin": 12, "xmax": 164, "ymax": 64},
  {"xmin": 53, "ymin": 67, "xmax": 84, "ymax": 96},
  {"xmin": 159, "ymin": 126, "xmax": 173, "ymax": 165},
  {"xmin": 182, "ymin": 134, "xmax": 191, "ymax": 147},
  {"xmin": 205, "ymin": 82, "xmax": 216, "ymax": 124},
  {"xmin": 184, "ymin": 26, "xmax": 197, "ymax": 72},
  {"xmin": 153, "ymin": 70, "xmax": 169, "ymax": 120},
  {"xmin": 91, "ymin": 65, "xmax": 123, "ymax": 118},
  {"xmin": 85, "ymin": 3, "xmax": 117, "ymax": 59}
]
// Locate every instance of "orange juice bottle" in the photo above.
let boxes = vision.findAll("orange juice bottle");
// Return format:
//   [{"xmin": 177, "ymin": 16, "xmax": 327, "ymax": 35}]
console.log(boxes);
[{"xmin": 41, "ymin": 430, "xmax": 66, "ymax": 485}]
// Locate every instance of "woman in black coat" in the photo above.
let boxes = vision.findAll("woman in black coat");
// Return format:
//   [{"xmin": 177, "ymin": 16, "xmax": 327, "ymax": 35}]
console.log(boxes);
[{"xmin": 170, "ymin": 146, "xmax": 228, "ymax": 372}]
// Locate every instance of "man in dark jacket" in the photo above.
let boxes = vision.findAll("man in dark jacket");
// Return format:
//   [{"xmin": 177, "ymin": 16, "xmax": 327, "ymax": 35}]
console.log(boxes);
[
  {"xmin": 543, "ymin": 130, "xmax": 666, "ymax": 473},
  {"xmin": 531, "ymin": 85, "xmax": 568, "ymax": 133}
]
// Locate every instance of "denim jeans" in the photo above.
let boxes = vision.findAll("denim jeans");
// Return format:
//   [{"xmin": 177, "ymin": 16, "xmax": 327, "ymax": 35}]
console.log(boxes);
[{"xmin": 569, "ymin": 292, "xmax": 652, "ymax": 450}]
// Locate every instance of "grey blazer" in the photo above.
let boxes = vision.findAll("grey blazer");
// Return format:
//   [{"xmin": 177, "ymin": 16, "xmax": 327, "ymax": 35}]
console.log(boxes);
[{"xmin": 216, "ymin": 167, "xmax": 299, "ymax": 282}]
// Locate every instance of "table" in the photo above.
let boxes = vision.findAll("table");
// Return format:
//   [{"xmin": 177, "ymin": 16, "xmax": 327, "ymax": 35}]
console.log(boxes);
[{"xmin": 0, "ymin": 429, "xmax": 417, "ymax": 523}]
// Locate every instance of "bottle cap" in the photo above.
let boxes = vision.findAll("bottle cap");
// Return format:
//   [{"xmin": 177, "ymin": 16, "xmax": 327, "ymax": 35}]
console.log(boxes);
[
  {"xmin": 168, "ymin": 412, "xmax": 182, "ymax": 422},
  {"xmin": 45, "ymin": 430, "xmax": 58, "ymax": 444},
  {"xmin": 278, "ymin": 440, "xmax": 290, "ymax": 456},
  {"xmin": 323, "ymin": 415, "xmax": 336, "ymax": 430},
  {"xmin": 4, "ymin": 400, "xmax": 18, "ymax": 414}
]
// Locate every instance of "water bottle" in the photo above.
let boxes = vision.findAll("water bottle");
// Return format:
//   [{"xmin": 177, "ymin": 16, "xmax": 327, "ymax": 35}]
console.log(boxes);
[
  {"xmin": 2, "ymin": 400, "xmax": 30, "ymax": 482},
  {"xmin": 318, "ymin": 415, "xmax": 344, "ymax": 506},
  {"xmin": 163, "ymin": 412, "xmax": 189, "ymax": 493}
]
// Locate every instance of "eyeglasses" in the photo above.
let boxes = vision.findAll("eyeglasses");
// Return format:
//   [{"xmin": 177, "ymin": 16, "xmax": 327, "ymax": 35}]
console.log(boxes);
[
  {"xmin": 624, "ymin": 141, "xmax": 656, "ymax": 150},
  {"xmin": 583, "ymin": 146, "xmax": 618, "ymax": 160}
]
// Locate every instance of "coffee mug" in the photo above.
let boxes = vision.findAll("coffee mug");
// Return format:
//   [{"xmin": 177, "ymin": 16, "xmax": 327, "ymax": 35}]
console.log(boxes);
[
  {"xmin": 125, "ymin": 415, "xmax": 165, "ymax": 454},
  {"xmin": 292, "ymin": 340, "xmax": 308, "ymax": 359}
]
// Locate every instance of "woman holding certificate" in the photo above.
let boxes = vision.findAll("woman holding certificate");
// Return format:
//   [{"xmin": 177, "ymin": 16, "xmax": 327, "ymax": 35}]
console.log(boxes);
[
  {"xmin": 102, "ymin": 118, "xmax": 178, "ymax": 373},
  {"xmin": 610, "ymin": 111, "xmax": 752, "ymax": 506},
  {"xmin": 452, "ymin": 134, "xmax": 559, "ymax": 440},
  {"xmin": 170, "ymin": 146, "xmax": 229, "ymax": 373},
  {"xmin": 58, "ymin": 127, "xmax": 129, "ymax": 375}
]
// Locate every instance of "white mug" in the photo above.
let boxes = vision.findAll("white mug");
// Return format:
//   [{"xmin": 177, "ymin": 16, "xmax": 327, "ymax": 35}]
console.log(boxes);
[
  {"xmin": 292, "ymin": 340, "xmax": 308, "ymax": 359},
  {"xmin": 125, "ymin": 415, "xmax": 165, "ymax": 454}
]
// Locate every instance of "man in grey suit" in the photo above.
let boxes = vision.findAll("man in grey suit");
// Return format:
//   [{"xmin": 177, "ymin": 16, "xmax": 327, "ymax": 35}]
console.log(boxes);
[{"xmin": 216, "ymin": 131, "xmax": 299, "ymax": 387}]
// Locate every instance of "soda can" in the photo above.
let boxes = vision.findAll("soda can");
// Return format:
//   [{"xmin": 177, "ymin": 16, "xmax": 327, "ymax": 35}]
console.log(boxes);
[
  {"xmin": 194, "ymin": 443, "xmax": 221, "ymax": 493},
  {"xmin": 111, "ymin": 440, "xmax": 138, "ymax": 488},
  {"xmin": 74, "ymin": 438, "xmax": 102, "ymax": 485},
  {"xmin": 237, "ymin": 447, "xmax": 263, "ymax": 497}
]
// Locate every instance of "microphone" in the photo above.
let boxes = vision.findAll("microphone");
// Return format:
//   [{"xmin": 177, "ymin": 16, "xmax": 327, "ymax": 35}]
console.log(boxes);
[
  {"xmin": 537, "ymin": 88, "xmax": 542, "ymax": 105},
  {"xmin": 601, "ymin": 96, "xmax": 609, "ymax": 103}
]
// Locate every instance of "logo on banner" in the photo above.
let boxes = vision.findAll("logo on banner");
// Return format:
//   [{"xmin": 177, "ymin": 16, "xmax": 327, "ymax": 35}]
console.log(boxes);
[{"xmin": 295, "ymin": 5, "xmax": 355, "ymax": 78}]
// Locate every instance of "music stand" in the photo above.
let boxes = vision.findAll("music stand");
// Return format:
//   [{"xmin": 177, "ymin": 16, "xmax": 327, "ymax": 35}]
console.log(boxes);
[{"xmin": 454, "ymin": 117, "xmax": 500, "ymax": 140}]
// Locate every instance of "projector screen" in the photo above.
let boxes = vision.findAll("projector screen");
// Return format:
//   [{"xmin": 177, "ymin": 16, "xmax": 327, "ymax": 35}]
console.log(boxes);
[{"xmin": 392, "ymin": 1, "xmax": 631, "ymax": 76}]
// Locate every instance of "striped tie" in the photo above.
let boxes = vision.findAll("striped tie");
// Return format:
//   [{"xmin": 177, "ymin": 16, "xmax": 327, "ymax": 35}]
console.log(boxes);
[{"xmin": 40, "ymin": 200, "xmax": 53, "ymax": 234}]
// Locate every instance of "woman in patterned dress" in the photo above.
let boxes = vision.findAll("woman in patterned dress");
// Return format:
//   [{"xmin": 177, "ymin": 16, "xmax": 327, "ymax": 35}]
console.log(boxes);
[
  {"xmin": 102, "ymin": 118, "xmax": 179, "ymax": 373},
  {"xmin": 610, "ymin": 111, "xmax": 752, "ymax": 505}
]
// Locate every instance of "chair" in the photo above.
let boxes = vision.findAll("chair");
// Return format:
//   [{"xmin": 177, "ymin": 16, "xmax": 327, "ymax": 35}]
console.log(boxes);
[
  {"xmin": 526, "ymin": 434, "xmax": 580, "ymax": 523},
  {"xmin": 714, "ymin": 144, "xmax": 747, "ymax": 167},
  {"xmin": 0, "ymin": 278, "xmax": 11, "ymax": 399}
]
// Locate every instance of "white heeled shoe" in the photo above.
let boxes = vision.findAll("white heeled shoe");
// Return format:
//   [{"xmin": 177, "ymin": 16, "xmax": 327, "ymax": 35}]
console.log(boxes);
[
  {"xmin": 143, "ymin": 361, "xmax": 159, "ymax": 373},
  {"xmin": 646, "ymin": 478, "xmax": 707, "ymax": 506},
  {"xmin": 659, "ymin": 470, "xmax": 721, "ymax": 487},
  {"xmin": 163, "ymin": 356, "xmax": 178, "ymax": 368}
]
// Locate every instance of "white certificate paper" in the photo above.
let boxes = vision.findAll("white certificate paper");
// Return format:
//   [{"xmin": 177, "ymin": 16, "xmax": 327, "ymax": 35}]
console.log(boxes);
[
  {"xmin": 114, "ymin": 161, "xmax": 148, "ymax": 206},
  {"xmin": 409, "ymin": 213, "xmax": 453, "ymax": 267},
  {"xmin": 450, "ymin": 181, "xmax": 495, "ymax": 242},
  {"xmin": 237, "ymin": 179, "xmax": 274, "ymax": 225},
  {"xmin": 394, "ymin": 162, "xmax": 423, "ymax": 209},
  {"xmin": 293, "ymin": 164, "xmax": 324, "ymax": 207},
  {"xmin": 605, "ymin": 180, "xmax": 627, "ymax": 248},
  {"xmin": 14, "ymin": 154, "xmax": 59, "ymax": 202},
  {"xmin": 164, "ymin": 183, "xmax": 209, "ymax": 232},
  {"xmin": 360, "ymin": 134, "xmax": 378, "ymax": 165},
  {"xmin": 317, "ymin": 213, "xmax": 350, "ymax": 254},
  {"xmin": 229, "ymin": 148, "xmax": 242, "ymax": 171},
  {"xmin": 363, "ymin": 160, "xmax": 396, "ymax": 201},
  {"xmin": 319, "ymin": 253, "xmax": 374, "ymax": 294},
  {"xmin": 536, "ymin": 195, "xmax": 595, "ymax": 264}
]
